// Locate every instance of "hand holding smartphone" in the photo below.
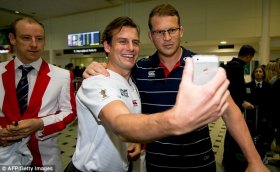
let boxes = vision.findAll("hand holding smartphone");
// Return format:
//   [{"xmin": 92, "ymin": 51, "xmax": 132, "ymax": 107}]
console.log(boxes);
[{"xmin": 192, "ymin": 55, "xmax": 219, "ymax": 85}]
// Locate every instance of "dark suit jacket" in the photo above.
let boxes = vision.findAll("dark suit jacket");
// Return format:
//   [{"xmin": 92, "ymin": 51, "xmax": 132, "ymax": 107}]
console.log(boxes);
[
  {"xmin": 245, "ymin": 80, "xmax": 272, "ymax": 117},
  {"xmin": 245, "ymin": 80, "xmax": 273, "ymax": 139},
  {"xmin": 225, "ymin": 57, "xmax": 246, "ymax": 111}
]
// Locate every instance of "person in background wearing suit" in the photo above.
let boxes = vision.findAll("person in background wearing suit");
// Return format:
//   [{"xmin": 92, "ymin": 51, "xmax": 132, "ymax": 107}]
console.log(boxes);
[
  {"xmin": 0, "ymin": 17, "xmax": 76, "ymax": 171},
  {"xmin": 222, "ymin": 45, "xmax": 258, "ymax": 172},
  {"xmin": 244, "ymin": 66, "xmax": 273, "ymax": 159},
  {"xmin": 270, "ymin": 59, "xmax": 280, "ymax": 158}
]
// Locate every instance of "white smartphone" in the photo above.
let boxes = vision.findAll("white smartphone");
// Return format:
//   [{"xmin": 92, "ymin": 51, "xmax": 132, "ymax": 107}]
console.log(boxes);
[{"xmin": 192, "ymin": 55, "xmax": 219, "ymax": 85}]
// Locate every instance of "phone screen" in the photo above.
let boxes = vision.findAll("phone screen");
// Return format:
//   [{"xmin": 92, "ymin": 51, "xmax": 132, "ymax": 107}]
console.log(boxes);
[{"xmin": 192, "ymin": 55, "xmax": 219, "ymax": 85}]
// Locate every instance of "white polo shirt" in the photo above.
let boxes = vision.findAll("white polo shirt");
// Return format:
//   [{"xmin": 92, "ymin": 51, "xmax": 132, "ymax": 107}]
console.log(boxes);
[{"xmin": 72, "ymin": 70, "xmax": 141, "ymax": 172}]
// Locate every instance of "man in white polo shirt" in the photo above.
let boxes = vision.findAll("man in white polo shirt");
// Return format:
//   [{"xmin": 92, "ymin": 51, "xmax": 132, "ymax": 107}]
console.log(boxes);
[{"xmin": 65, "ymin": 16, "xmax": 142, "ymax": 172}]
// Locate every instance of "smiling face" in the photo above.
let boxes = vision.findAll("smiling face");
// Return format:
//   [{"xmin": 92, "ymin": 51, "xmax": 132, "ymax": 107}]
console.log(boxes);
[
  {"xmin": 104, "ymin": 26, "xmax": 140, "ymax": 77},
  {"xmin": 9, "ymin": 19, "xmax": 45, "ymax": 64}
]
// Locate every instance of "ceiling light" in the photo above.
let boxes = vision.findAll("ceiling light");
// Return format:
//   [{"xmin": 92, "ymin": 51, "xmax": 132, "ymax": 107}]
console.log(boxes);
[
  {"xmin": 220, "ymin": 41, "xmax": 227, "ymax": 44},
  {"xmin": 15, "ymin": 11, "xmax": 20, "ymax": 14}
]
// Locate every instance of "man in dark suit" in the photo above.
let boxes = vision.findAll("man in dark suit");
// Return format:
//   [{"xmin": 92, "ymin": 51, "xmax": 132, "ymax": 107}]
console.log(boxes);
[{"xmin": 223, "ymin": 45, "xmax": 256, "ymax": 172}]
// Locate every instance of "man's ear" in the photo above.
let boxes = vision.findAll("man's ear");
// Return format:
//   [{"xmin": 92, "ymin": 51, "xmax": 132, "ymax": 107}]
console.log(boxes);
[
  {"xmin": 8, "ymin": 33, "xmax": 16, "ymax": 45},
  {"xmin": 179, "ymin": 26, "xmax": 184, "ymax": 38},
  {"xmin": 103, "ymin": 40, "xmax": 110, "ymax": 54},
  {"xmin": 148, "ymin": 31, "xmax": 153, "ymax": 41}
]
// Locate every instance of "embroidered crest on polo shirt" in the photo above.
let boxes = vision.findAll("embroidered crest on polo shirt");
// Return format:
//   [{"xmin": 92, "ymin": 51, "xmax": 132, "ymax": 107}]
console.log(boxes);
[
  {"xmin": 120, "ymin": 89, "xmax": 129, "ymax": 97},
  {"xmin": 100, "ymin": 89, "xmax": 107, "ymax": 98},
  {"xmin": 148, "ymin": 71, "xmax": 155, "ymax": 77},
  {"xmin": 132, "ymin": 100, "xmax": 138, "ymax": 107}
]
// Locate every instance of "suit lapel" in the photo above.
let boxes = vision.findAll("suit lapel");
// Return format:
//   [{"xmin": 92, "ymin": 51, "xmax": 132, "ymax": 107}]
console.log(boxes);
[{"xmin": 1, "ymin": 60, "xmax": 21, "ymax": 126}]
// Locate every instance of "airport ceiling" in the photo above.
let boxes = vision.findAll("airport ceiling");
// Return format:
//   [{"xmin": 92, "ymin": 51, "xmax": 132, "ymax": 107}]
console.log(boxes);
[
  {"xmin": 0, "ymin": 0, "xmax": 279, "ymax": 54},
  {"xmin": 0, "ymin": 0, "xmax": 151, "ymax": 29}
]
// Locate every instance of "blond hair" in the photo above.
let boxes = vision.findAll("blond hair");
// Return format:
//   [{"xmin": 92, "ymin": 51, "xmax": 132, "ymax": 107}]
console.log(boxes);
[{"xmin": 265, "ymin": 61, "xmax": 279, "ymax": 82}]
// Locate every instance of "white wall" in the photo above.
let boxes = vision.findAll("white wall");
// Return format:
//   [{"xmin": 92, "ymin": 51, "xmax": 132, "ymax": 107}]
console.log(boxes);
[{"xmin": 37, "ymin": 0, "xmax": 279, "ymax": 67}]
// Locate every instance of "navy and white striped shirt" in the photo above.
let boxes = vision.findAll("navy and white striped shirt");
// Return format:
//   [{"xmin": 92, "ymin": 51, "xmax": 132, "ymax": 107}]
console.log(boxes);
[{"xmin": 131, "ymin": 47, "xmax": 216, "ymax": 172}]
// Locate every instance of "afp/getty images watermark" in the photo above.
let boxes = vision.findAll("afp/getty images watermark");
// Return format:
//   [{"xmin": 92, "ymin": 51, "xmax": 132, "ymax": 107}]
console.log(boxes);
[{"xmin": 0, "ymin": 165, "xmax": 55, "ymax": 171}]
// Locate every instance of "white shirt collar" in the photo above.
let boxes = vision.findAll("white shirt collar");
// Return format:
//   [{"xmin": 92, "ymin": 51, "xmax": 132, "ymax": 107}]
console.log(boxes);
[
  {"xmin": 14, "ymin": 57, "xmax": 42, "ymax": 72},
  {"xmin": 254, "ymin": 80, "xmax": 262, "ymax": 87}
]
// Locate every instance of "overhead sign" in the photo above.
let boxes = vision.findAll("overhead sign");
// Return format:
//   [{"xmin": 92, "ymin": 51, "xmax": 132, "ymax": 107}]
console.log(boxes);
[
  {"xmin": 68, "ymin": 31, "xmax": 100, "ymax": 47},
  {"xmin": 63, "ymin": 47, "xmax": 104, "ymax": 54}
]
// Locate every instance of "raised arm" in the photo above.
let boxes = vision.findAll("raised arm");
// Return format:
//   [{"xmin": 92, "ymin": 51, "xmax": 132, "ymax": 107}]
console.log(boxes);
[{"xmin": 82, "ymin": 58, "xmax": 230, "ymax": 143}]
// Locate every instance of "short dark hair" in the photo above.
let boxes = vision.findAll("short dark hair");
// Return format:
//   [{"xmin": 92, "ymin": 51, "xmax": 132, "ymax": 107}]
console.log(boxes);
[
  {"xmin": 101, "ymin": 16, "xmax": 139, "ymax": 45},
  {"xmin": 238, "ymin": 45, "xmax": 256, "ymax": 57},
  {"xmin": 10, "ymin": 17, "xmax": 44, "ymax": 37},
  {"xmin": 148, "ymin": 4, "xmax": 181, "ymax": 31}
]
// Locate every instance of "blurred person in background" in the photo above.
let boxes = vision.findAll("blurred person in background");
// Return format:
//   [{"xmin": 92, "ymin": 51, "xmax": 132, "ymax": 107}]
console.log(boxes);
[
  {"xmin": 244, "ymin": 66, "xmax": 274, "ymax": 159},
  {"xmin": 265, "ymin": 61, "xmax": 279, "ymax": 84},
  {"xmin": 222, "ymin": 45, "xmax": 257, "ymax": 172},
  {"xmin": 270, "ymin": 58, "xmax": 280, "ymax": 158}
]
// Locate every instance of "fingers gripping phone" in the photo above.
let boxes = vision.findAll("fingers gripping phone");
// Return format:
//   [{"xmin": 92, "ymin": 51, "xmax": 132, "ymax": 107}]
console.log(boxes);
[{"xmin": 192, "ymin": 55, "xmax": 219, "ymax": 85}]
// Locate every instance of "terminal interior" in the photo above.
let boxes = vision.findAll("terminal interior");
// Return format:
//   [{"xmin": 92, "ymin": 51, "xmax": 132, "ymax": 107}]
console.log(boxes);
[{"xmin": 0, "ymin": 0, "xmax": 279, "ymax": 171}]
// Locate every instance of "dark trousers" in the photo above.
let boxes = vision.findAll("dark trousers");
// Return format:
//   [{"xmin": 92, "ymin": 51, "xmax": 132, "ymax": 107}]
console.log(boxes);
[
  {"xmin": 223, "ymin": 131, "xmax": 247, "ymax": 172},
  {"xmin": 64, "ymin": 161, "xmax": 82, "ymax": 172}
]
